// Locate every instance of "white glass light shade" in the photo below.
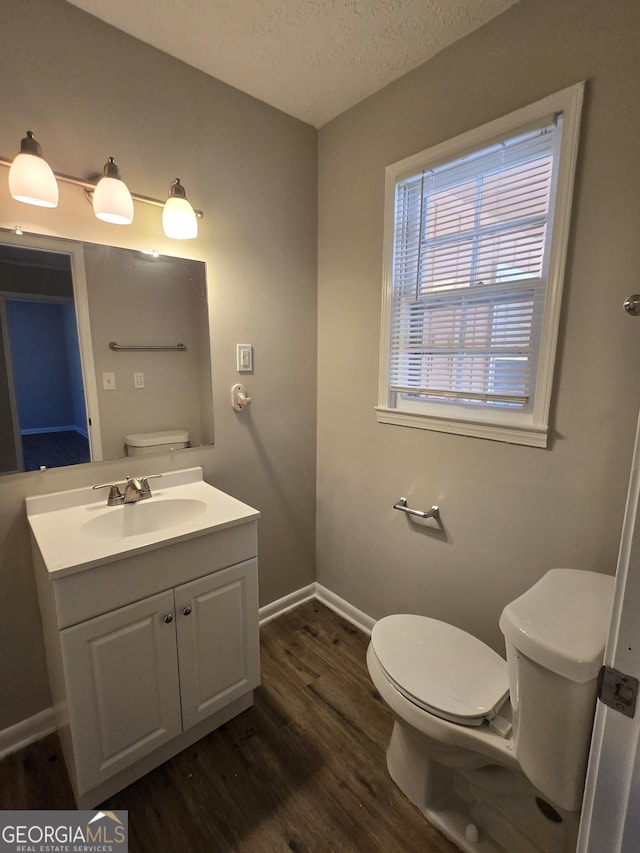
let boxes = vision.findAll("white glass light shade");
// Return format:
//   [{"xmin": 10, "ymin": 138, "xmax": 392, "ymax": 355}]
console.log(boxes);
[
  {"xmin": 9, "ymin": 151, "xmax": 59, "ymax": 208},
  {"xmin": 93, "ymin": 176, "xmax": 134, "ymax": 225},
  {"xmin": 162, "ymin": 196, "xmax": 198, "ymax": 240}
]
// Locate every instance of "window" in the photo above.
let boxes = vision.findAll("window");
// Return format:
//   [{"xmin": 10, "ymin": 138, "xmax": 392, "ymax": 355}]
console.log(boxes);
[{"xmin": 377, "ymin": 83, "xmax": 584, "ymax": 447}]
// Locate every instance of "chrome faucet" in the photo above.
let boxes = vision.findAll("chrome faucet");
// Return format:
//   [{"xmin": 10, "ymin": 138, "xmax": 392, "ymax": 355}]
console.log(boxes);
[
  {"xmin": 123, "ymin": 477, "xmax": 143, "ymax": 503},
  {"xmin": 92, "ymin": 473, "xmax": 162, "ymax": 505}
]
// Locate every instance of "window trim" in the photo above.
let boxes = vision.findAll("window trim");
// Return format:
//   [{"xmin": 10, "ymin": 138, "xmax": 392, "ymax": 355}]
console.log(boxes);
[{"xmin": 376, "ymin": 82, "xmax": 584, "ymax": 448}]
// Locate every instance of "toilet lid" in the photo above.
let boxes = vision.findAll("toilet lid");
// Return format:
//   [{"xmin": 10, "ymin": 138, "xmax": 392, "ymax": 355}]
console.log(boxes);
[
  {"xmin": 125, "ymin": 429, "xmax": 189, "ymax": 447},
  {"xmin": 371, "ymin": 615, "xmax": 509, "ymax": 725}
]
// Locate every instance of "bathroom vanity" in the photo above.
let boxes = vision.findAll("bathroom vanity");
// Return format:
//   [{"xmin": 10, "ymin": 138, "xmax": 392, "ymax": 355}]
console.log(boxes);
[{"xmin": 27, "ymin": 467, "xmax": 260, "ymax": 808}]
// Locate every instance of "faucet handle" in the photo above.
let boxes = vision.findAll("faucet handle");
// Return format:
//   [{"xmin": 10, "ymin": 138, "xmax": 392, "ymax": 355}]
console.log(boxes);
[
  {"xmin": 92, "ymin": 483, "xmax": 125, "ymax": 506},
  {"xmin": 140, "ymin": 473, "xmax": 163, "ymax": 499}
]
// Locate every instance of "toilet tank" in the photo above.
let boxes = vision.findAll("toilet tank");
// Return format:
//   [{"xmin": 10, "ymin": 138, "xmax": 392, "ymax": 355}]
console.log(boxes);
[
  {"xmin": 125, "ymin": 429, "xmax": 190, "ymax": 456},
  {"xmin": 499, "ymin": 569, "xmax": 614, "ymax": 812}
]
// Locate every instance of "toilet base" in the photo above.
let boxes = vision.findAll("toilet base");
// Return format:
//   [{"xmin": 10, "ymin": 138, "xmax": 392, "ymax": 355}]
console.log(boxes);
[{"xmin": 386, "ymin": 722, "xmax": 579, "ymax": 853}]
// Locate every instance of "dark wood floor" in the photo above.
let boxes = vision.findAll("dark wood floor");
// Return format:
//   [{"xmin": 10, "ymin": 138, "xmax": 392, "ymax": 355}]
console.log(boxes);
[{"xmin": 0, "ymin": 601, "xmax": 457, "ymax": 853}]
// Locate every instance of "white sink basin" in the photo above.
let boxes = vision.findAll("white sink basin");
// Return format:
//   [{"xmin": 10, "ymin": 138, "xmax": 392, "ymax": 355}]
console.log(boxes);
[
  {"xmin": 26, "ymin": 467, "xmax": 260, "ymax": 576},
  {"xmin": 82, "ymin": 498, "xmax": 208, "ymax": 539}
]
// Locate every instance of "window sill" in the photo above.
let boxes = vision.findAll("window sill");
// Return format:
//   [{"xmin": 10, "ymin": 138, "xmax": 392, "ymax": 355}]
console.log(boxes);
[{"xmin": 375, "ymin": 406, "xmax": 548, "ymax": 448}]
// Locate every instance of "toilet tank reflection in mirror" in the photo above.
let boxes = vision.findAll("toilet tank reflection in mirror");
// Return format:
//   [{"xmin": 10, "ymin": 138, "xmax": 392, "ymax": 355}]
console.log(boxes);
[{"xmin": 0, "ymin": 230, "xmax": 213, "ymax": 474}]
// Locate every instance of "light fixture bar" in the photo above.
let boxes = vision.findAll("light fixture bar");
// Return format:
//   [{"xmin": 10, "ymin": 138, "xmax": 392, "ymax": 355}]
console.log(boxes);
[{"xmin": 0, "ymin": 155, "xmax": 204, "ymax": 218}]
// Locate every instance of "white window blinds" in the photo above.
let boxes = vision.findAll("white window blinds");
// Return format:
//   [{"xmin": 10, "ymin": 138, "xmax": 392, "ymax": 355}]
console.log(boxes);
[{"xmin": 388, "ymin": 119, "xmax": 562, "ymax": 408}]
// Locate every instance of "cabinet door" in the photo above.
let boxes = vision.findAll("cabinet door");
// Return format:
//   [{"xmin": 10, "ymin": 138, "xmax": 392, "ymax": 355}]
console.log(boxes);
[
  {"xmin": 175, "ymin": 558, "xmax": 260, "ymax": 729},
  {"xmin": 60, "ymin": 589, "xmax": 182, "ymax": 793}
]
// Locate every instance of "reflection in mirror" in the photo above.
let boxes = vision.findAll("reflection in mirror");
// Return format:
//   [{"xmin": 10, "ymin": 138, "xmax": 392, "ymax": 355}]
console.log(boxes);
[
  {"xmin": 0, "ymin": 231, "xmax": 213, "ymax": 475},
  {"xmin": 0, "ymin": 244, "xmax": 89, "ymax": 472}
]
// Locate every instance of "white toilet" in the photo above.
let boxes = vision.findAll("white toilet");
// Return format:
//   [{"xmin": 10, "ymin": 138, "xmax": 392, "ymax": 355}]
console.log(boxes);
[
  {"xmin": 124, "ymin": 429, "xmax": 190, "ymax": 456},
  {"xmin": 366, "ymin": 569, "xmax": 614, "ymax": 853}
]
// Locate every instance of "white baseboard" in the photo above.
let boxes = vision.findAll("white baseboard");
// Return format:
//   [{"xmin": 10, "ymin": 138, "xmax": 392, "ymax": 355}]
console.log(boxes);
[
  {"xmin": 314, "ymin": 583, "xmax": 376, "ymax": 635},
  {"xmin": 259, "ymin": 583, "xmax": 376, "ymax": 634},
  {"xmin": 259, "ymin": 582, "xmax": 375, "ymax": 635},
  {"xmin": 259, "ymin": 583, "xmax": 315, "ymax": 626},
  {"xmin": 2, "ymin": 585, "xmax": 374, "ymax": 754},
  {"xmin": 0, "ymin": 707, "xmax": 56, "ymax": 759},
  {"xmin": 21, "ymin": 426, "xmax": 79, "ymax": 436}
]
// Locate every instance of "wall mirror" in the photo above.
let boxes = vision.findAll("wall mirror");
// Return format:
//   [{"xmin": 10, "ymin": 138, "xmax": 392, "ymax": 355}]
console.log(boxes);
[{"xmin": 0, "ymin": 229, "xmax": 213, "ymax": 475}]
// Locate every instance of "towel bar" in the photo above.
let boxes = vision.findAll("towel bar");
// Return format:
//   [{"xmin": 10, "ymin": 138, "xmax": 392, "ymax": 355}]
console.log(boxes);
[
  {"xmin": 393, "ymin": 497, "xmax": 440, "ymax": 521},
  {"xmin": 109, "ymin": 341, "xmax": 187, "ymax": 352}
]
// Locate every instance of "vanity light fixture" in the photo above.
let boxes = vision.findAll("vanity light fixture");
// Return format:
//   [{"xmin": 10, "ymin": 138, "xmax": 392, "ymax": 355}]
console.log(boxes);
[
  {"xmin": 8, "ymin": 131, "xmax": 59, "ymax": 208},
  {"xmin": 92, "ymin": 157, "xmax": 134, "ymax": 225},
  {"xmin": 1, "ymin": 130, "xmax": 204, "ymax": 240},
  {"xmin": 162, "ymin": 179, "xmax": 198, "ymax": 240}
]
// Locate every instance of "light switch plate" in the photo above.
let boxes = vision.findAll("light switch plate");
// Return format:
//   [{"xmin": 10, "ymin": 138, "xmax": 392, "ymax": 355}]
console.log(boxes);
[
  {"xmin": 237, "ymin": 344, "xmax": 253, "ymax": 372},
  {"xmin": 102, "ymin": 372, "xmax": 116, "ymax": 390},
  {"xmin": 133, "ymin": 371, "xmax": 145, "ymax": 389}
]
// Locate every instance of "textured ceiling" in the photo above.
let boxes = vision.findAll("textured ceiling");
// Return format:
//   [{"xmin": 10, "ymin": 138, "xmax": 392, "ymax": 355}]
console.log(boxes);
[{"xmin": 66, "ymin": 0, "xmax": 520, "ymax": 128}]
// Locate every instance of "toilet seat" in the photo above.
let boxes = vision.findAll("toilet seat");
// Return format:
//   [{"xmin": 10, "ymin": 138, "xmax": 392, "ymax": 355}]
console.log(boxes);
[{"xmin": 371, "ymin": 615, "xmax": 509, "ymax": 726}]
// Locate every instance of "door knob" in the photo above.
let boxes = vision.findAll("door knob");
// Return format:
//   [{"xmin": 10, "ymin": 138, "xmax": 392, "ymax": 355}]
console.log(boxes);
[{"xmin": 624, "ymin": 295, "xmax": 640, "ymax": 316}]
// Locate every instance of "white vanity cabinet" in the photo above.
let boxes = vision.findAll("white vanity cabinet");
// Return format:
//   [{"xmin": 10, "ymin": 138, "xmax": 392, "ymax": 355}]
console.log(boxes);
[
  {"xmin": 27, "ymin": 468, "xmax": 260, "ymax": 808},
  {"xmin": 59, "ymin": 559, "xmax": 258, "ymax": 797}
]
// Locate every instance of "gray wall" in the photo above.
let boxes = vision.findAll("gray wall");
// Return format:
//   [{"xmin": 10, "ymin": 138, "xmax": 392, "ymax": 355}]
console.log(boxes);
[
  {"xmin": 0, "ymin": 0, "xmax": 317, "ymax": 731},
  {"xmin": 316, "ymin": 0, "xmax": 640, "ymax": 652}
]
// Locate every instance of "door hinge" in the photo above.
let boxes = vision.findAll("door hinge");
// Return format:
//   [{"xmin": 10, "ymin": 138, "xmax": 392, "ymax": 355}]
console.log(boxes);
[{"xmin": 597, "ymin": 666, "xmax": 639, "ymax": 718}]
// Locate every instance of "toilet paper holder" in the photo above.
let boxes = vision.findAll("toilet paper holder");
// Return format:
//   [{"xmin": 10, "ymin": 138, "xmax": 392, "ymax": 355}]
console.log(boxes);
[{"xmin": 393, "ymin": 496, "xmax": 440, "ymax": 521}]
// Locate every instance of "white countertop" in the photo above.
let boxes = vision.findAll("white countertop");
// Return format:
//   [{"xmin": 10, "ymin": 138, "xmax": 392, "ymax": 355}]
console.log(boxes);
[{"xmin": 26, "ymin": 467, "xmax": 260, "ymax": 578}]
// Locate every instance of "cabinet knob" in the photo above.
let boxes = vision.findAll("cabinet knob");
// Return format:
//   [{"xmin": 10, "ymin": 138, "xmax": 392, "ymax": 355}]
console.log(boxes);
[
  {"xmin": 182, "ymin": 606, "xmax": 192, "ymax": 616},
  {"xmin": 163, "ymin": 613, "xmax": 174, "ymax": 624}
]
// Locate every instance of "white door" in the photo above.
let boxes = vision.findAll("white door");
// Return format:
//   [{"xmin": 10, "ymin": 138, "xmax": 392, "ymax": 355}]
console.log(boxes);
[
  {"xmin": 60, "ymin": 589, "xmax": 182, "ymax": 793},
  {"xmin": 579, "ymin": 412, "xmax": 640, "ymax": 851},
  {"xmin": 175, "ymin": 559, "xmax": 260, "ymax": 730}
]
